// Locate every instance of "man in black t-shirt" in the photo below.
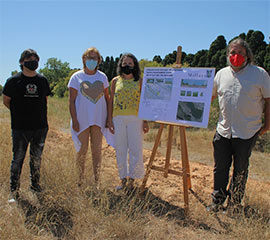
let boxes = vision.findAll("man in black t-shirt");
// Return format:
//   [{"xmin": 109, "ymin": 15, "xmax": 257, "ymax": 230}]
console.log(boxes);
[{"xmin": 3, "ymin": 49, "xmax": 51, "ymax": 203}]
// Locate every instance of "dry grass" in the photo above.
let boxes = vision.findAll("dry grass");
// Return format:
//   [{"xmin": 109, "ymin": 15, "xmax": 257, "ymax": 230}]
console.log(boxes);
[{"xmin": 0, "ymin": 97, "xmax": 269, "ymax": 240}]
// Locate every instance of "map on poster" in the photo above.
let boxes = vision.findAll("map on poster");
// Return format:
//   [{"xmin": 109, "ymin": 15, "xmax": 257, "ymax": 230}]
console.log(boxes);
[{"xmin": 138, "ymin": 67, "xmax": 215, "ymax": 128}]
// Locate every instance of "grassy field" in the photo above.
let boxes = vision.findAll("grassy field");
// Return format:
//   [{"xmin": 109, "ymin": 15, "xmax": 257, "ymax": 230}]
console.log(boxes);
[{"xmin": 0, "ymin": 97, "xmax": 269, "ymax": 240}]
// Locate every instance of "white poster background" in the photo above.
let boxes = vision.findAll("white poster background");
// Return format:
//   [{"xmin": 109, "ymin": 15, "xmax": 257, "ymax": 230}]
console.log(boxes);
[{"xmin": 138, "ymin": 67, "xmax": 215, "ymax": 128}]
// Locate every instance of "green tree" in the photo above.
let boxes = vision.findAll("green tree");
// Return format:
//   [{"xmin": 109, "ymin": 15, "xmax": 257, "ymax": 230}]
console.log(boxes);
[
  {"xmin": 52, "ymin": 80, "xmax": 68, "ymax": 98},
  {"xmin": 219, "ymin": 49, "xmax": 227, "ymax": 69},
  {"xmin": 108, "ymin": 56, "xmax": 115, "ymax": 80},
  {"xmin": 247, "ymin": 30, "xmax": 266, "ymax": 55},
  {"xmin": 39, "ymin": 58, "xmax": 71, "ymax": 92},
  {"xmin": 139, "ymin": 59, "xmax": 163, "ymax": 77},
  {"xmin": 99, "ymin": 56, "xmax": 110, "ymax": 78},
  {"xmin": 99, "ymin": 55, "xmax": 119, "ymax": 81},
  {"xmin": 113, "ymin": 57, "xmax": 120, "ymax": 77},
  {"xmin": 246, "ymin": 29, "xmax": 254, "ymax": 43},
  {"xmin": 192, "ymin": 50, "xmax": 208, "ymax": 67},
  {"xmin": 184, "ymin": 54, "xmax": 194, "ymax": 66},
  {"xmin": 255, "ymin": 50, "xmax": 267, "ymax": 67},
  {"xmin": 181, "ymin": 52, "xmax": 187, "ymax": 64},
  {"xmin": 153, "ymin": 55, "xmax": 162, "ymax": 63},
  {"xmin": 206, "ymin": 35, "xmax": 226, "ymax": 67},
  {"xmin": 162, "ymin": 51, "xmax": 177, "ymax": 66},
  {"xmin": 11, "ymin": 70, "xmax": 19, "ymax": 76},
  {"xmin": 238, "ymin": 33, "xmax": 246, "ymax": 40},
  {"xmin": 210, "ymin": 50, "xmax": 221, "ymax": 67},
  {"xmin": 0, "ymin": 85, "xmax": 3, "ymax": 96},
  {"xmin": 264, "ymin": 44, "xmax": 270, "ymax": 73},
  {"xmin": 53, "ymin": 69, "xmax": 79, "ymax": 97}
]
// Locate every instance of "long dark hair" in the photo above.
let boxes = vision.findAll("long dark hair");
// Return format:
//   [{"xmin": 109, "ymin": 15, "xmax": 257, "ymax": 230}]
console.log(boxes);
[{"xmin": 117, "ymin": 53, "xmax": 140, "ymax": 81}]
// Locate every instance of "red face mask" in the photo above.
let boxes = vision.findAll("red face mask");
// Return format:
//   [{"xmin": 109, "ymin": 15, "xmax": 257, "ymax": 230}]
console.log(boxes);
[{"xmin": 229, "ymin": 54, "xmax": 245, "ymax": 67}]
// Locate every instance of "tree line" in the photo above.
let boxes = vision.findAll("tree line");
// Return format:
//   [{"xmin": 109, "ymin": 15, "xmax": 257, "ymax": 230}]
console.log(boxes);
[
  {"xmin": 153, "ymin": 30, "xmax": 269, "ymax": 72},
  {"xmin": 1, "ymin": 30, "xmax": 269, "ymax": 98}
]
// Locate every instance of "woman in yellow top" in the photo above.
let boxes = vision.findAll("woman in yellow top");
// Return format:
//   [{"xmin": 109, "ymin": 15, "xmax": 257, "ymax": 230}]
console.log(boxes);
[{"xmin": 108, "ymin": 53, "xmax": 149, "ymax": 189}]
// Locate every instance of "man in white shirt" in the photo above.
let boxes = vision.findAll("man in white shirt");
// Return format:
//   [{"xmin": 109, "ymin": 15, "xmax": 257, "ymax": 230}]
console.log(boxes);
[{"xmin": 208, "ymin": 38, "xmax": 270, "ymax": 212}]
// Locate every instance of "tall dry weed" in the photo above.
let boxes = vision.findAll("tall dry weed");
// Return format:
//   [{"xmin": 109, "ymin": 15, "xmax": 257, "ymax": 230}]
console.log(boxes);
[{"xmin": 0, "ymin": 97, "xmax": 269, "ymax": 240}]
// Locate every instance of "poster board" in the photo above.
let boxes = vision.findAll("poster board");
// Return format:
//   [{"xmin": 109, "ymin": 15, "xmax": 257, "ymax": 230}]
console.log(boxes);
[{"xmin": 138, "ymin": 67, "xmax": 215, "ymax": 128}]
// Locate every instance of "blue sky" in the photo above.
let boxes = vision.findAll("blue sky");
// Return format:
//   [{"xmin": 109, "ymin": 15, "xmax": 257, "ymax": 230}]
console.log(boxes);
[{"xmin": 1, "ymin": 0, "xmax": 269, "ymax": 86}]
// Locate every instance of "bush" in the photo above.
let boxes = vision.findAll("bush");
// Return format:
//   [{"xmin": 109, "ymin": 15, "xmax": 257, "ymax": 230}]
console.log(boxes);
[
  {"xmin": 52, "ymin": 80, "xmax": 68, "ymax": 98},
  {"xmin": 208, "ymin": 98, "xmax": 219, "ymax": 130}
]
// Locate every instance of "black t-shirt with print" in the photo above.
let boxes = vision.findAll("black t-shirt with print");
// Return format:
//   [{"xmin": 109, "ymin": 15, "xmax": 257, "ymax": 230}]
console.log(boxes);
[{"xmin": 3, "ymin": 72, "xmax": 51, "ymax": 130}]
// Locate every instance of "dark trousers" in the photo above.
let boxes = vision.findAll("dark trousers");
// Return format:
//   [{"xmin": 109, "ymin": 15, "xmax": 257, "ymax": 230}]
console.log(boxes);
[
  {"xmin": 212, "ymin": 131, "xmax": 259, "ymax": 205},
  {"xmin": 10, "ymin": 128, "xmax": 48, "ymax": 192}
]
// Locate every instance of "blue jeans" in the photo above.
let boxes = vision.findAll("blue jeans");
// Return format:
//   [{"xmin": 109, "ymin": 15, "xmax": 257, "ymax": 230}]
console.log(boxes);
[
  {"xmin": 212, "ymin": 131, "xmax": 259, "ymax": 206},
  {"xmin": 10, "ymin": 128, "xmax": 48, "ymax": 192}
]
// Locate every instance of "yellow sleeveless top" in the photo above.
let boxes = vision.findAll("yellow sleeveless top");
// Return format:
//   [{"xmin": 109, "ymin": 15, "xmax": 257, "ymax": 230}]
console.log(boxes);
[{"xmin": 113, "ymin": 76, "xmax": 141, "ymax": 117}]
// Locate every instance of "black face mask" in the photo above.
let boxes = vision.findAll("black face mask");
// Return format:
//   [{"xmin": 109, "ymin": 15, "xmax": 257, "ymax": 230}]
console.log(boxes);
[
  {"xmin": 121, "ymin": 65, "xmax": 134, "ymax": 75},
  {"xmin": 23, "ymin": 60, "xmax": 39, "ymax": 71}
]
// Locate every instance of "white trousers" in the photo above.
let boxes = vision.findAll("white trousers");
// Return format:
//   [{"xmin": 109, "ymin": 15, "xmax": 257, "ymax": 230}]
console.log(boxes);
[{"xmin": 113, "ymin": 115, "xmax": 145, "ymax": 179}]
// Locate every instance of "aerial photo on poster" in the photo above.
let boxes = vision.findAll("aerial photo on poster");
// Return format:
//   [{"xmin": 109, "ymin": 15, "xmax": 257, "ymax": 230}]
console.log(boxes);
[{"xmin": 139, "ymin": 67, "xmax": 215, "ymax": 128}]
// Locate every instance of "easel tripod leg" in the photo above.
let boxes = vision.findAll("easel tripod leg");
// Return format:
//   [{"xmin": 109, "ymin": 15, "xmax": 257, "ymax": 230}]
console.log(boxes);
[
  {"xmin": 164, "ymin": 125, "xmax": 174, "ymax": 178},
  {"xmin": 140, "ymin": 124, "xmax": 164, "ymax": 192},
  {"xmin": 180, "ymin": 126, "xmax": 191, "ymax": 189},
  {"xmin": 179, "ymin": 126, "xmax": 191, "ymax": 213}
]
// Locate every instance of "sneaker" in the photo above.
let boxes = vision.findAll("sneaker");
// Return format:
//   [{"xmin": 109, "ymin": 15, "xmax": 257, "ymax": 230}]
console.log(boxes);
[
  {"xmin": 116, "ymin": 178, "xmax": 127, "ymax": 190},
  {"xmin": 8, "ymin": 191, "xmax": 19, "ymax": 203},
  {"xmin": 206, "ymin": 203, "xmax": 226, "ymax": 213},
  {"xmin": 30, "ymin": 184, "xmax": 43, "ymax": 193}
]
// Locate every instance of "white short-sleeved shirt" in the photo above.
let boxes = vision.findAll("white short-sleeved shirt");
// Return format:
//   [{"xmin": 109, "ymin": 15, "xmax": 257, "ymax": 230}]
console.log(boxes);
[
  {"xmin": 68, "ymin": 70, "xmax": 114, "ymax": 151},
  {"xmin": 213, "ymin": 64, "xmax": 270, "ymax": 139}
]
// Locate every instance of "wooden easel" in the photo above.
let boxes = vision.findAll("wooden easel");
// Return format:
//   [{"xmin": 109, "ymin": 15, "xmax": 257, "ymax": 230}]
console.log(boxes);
[{"xmin": 140, "ymin": 46, "xmax": 192, "ymax": 214}]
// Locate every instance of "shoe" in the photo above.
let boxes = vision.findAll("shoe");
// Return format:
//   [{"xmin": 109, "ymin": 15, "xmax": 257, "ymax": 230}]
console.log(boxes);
[
  {"xmin": 116, "ymin": 178, "xmax": 127, "ymax": 190},
  {"xmin": 30, "ymin": 184, "xmax": 43, "ymax": 193},
  {"xmin": 206, "ymin": 202, "xmax": 226, "ymax": 213},
  {"xmin": 8, "ymin": 191, "xmax": 19, "ymax": 203},
  {"xmin": 127, "ymin": 178, "xmax": 135, "ymax": 190}
]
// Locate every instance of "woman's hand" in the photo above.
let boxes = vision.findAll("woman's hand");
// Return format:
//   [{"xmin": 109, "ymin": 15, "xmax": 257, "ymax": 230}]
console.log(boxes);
[
  {"xmin": 259, "ymin": 125, "xmax": 269, "ymax": 136},
  {"xmin": 143, "ymin": 121, "xmax": 149, "ymax": 133},
  {"xmin": 72, "ymin": 119, "xmax": 80, "ymax": 132},
  {"xmin": 107, "ymin": 120, "xmax": 115, "ymax": 134}
]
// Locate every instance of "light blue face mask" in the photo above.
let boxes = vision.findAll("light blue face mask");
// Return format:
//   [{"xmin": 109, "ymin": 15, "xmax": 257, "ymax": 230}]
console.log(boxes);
[{"xmin": 85, "ymin": 59, "xmax": 98, "ymax": 71}]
